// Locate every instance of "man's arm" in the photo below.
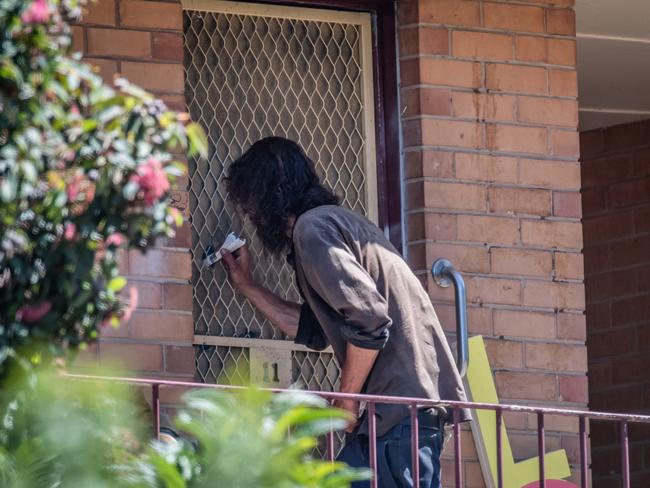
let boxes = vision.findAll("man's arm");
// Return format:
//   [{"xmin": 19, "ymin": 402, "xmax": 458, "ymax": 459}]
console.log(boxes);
[
  {"xmin": 222, "ymin": 246, "xmax": 300, "ymax": 338},
  {"xmin": 335, "ymin": 342, "xmax": 379, "ymax": 432}
]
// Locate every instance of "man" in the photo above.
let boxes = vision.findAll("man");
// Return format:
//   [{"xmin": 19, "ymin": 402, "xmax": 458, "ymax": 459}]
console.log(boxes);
[{"xmin": 222, "ymin": 137, "xmax": 468, "ymax": 487}]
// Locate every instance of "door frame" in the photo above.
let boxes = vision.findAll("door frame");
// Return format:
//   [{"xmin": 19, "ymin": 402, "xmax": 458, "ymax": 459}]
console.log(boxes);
[{"xmin": 217, "ymin": 0, "xmax": 402, "ymax": 252}]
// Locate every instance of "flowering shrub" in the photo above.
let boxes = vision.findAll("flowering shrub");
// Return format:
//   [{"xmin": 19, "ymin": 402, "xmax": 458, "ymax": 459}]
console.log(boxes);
[{"xmin": 0, "ymin": 0, "xmax": 206, "ymax": 373}]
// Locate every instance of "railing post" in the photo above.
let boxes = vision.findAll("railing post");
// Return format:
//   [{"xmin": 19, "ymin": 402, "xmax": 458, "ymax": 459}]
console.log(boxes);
[
  {"xmin": 580, "ymin": 416, "xmax": 588, "ymax": 488},
  {"xmin": 369, "ymin": 402, "xmax": 378, "ymax": 488},
  {"xmin": 496, "ymin": 408, "xmax": 503, "ymax": 488},
  {"xmin": 152, "ymin": 383, "xmax": 160, "ymax": 440},
  {"xmin": 453, "ymin": 407, "xmax": 462, "ymax": 488},
  {"xmin": 410, "ymin": 404, "xmax": 420, "ymax": 488},
  {"xmin": 538, "ymin": 412, "xmax": 545, "ymax": 488},
  {"xmin": 621, "ymin": 421, "xmax": 630, "ymax": 488}
]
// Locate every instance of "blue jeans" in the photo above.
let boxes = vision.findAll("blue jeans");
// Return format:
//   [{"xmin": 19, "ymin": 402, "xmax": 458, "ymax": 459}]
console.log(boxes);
[{"xmin": 337, "ymin": 413, "xmax": 444, "ymax": 488}]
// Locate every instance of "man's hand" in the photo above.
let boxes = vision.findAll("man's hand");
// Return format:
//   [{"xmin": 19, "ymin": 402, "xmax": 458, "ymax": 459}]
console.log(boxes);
[
  {"xmin": 333, "ymin": 398, "xmax": 360, "ymax": 433},
  {"xmin": 221, "ymin": 245, "xmax": 253, "ymax": 289}
]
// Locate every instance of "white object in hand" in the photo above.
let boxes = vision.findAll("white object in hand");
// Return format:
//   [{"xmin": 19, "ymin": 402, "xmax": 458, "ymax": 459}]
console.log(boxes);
[{"xmin": 204, "ymin": 232, "xmax": 246, "ymax": 267}]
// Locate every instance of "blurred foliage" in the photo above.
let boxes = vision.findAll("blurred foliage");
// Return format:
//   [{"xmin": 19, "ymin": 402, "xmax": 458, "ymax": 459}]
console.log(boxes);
[
  {"xmin": 0, "ymin": 0, "xmax": 207, "ymax": 375},
  {"xmin": 0, "ymin": 368, "xmax": 369, "ymax": 487}
]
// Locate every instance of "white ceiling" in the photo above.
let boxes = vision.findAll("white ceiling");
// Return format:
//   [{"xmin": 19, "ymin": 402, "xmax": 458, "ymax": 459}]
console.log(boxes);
[{"xmin": 576, "ymin": 0, "xmax": 650, "ymax": 130}]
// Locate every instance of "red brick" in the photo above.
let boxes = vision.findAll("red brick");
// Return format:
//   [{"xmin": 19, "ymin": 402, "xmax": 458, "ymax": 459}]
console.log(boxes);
[
  {"xmin": 517, "ymin": 97, "xmax": 578, "ymax": 127},
  {"xmin": 423, "ymin": 181, "xmax": 487, "ymax": 211},
  {"xmin": 131, "ymin": 281, "xmax": 162, "ymax": 309},
  {"xmin": 515, "ymin": 35, "xmax": 546, "ymax": 63},
  {"xmin": 420, "ymin": 58, "xmax": 482, "ymax": 88},
  {"xmin": 547, "ymin": 38, "xmax": 577, "ymax": 67},
  {"xmin": 523, "ymin": 280, "xmax": 585, "ymax": 309},
  {"xmin": 519, "ymin": 159, "xmax": 581, "ymax": 189},
  {"xmin": 583, "ymin": 245, "xmax": 610, "ymax": 277},
  {"xmin": 120, "ymin": 1, "xmax": 182, "ymax": 30},
  {"xmin": 403, "ymin": 88, "xmax": 452, "ymax": 117},
  {"xmin": 484, "ymin": 3, "xmax": 545, "ymax": 33},
  {"xmin": 419, "ymin": 0, "xmax": 481, "ymax": 26},
  {"xmin": 455, "ymin": 153, "xmax": 518, "ymax": 183},
  {"xmin": 121, "ymin": 62, "xmax": 184, "ymax": 93},
  {"xmin": 128, "ymin": 249, "xmax": 191, "ymax": 279},
  {"xmin": 608, "ymin": 178, "xmax": 650, "ymax": 210},
  {"xmin": 82, "ymin": 0, "xmax": 116, "ymax": 26},
  {"xmin": 490, "ymin": 187, "xmax": 552, "ymax": 215},
  {"xmin": 555, "ymin": 252, "xmax": 584, "ymax": 280},
  {"xmin": 466, "ymin": 276, "xmax": 521, "ymax": 305},
  {"xmin": 553, "ymin": 191, "xmax": 582, "ymax": 218},
  {"xmin": 421, "ymin": 119, "xmax": 484, "ymax": 148},
  {"xmin": 165, "ymin": 345, "xmax": 195, "ymax": 374},
  {"xmin": 560, "ymin": 376, "xmax": 589, "ymax": 403},
  {"xmin": 484, "ymin": 338, "xmax": 524, "ymax": 368},
  {"xmin": 458, "ymin": 215, "xmax": 519, "ymax": 245},
  {"xmin": 451, "ymin": 92, "xmax": 516, "ymax": 122},
  {"xmin": 549, "ymin": 69, "xmax": 578, "ymax": 97},
  {"xmin": 551, "ymin": 130, "xmax": 580, "ymax": 158},
  {"xmin": 165, "ymin": 220, "xmax": 191, "ymax": 248},
  {"xmin": 401, "ymin": 27, "xmax": 449, "ymax": 56},
  {"xmin": 491, "ymin": 248, "xmax": 553, "ymax": 276},
  {"xmin": 633, "ymin": 147, "xmax": 650, "ymax": 177},
  {"xmin": 153, "ymin": 32, "xmax": 183, "ymax": 61},
  {"xmin": 487, "ymin": 124, "xmax": 547, "ymax": 155},
  {"xmin": 493, "ymin": 309, "xmax": 556, "ymax": 339},
  {"xmin": 407, "ymin": 212, "xmax": 425, "ymax": 242},
  {"xmin": 426, "ymin": 243, "xmax": 490, "ymax": 274},
  {"xmin": 611, "ymin": 295, "xmax": 649, "ymax": 328},
  {"xmin": 546, "ymin": 8, "xmax": 576, "ymax": 36},
  {"xmin": 129, "ymin": 311, "xmax": 193, "ymax": 342},
  {"xmin": 635, "ymin": 206, "xmax": 650, "ymax": 234},
  {"xmin": 425, "ymin": 213, "xmax": 457, "ymax": 241},
  {"xmin": 525, "ymin": 343, "xmax": 587, "ymax": 372},
  {"xmin": 590, "ymin": 327, "xmax": 639, "ymax": 361},
  {"xmin": 406, "ymin": 181, "xmax": 424, "ymax": 209},
  {"xmin": 163, "ymin": 283, "xmax": 193, "ymax": 311},
  {"xmin": 86, "ymin": 28, "xmax": 151, "ymax": 58},
  {"xmin": 588, "ymin": 361, "xmax": 612, "ymax": 390},
  {"xmin": 72, "ymin": 26, "xmax": 85, "ymax": 53},
  {"xmin": 99, "ymin": 343, "xmax": 162, "ymax": 372},
  {"xmin": 581, "ymin": 154, "xmax": 633, "ymax": 189},
  {"xmin": 452, "ymin": 31, "xmax": 513, "ymax": 60},
  {"xmin": 85, "ymin": 57, "xmax": 118, "ymax": 84},
  {"xmin": 521, "ymin": 220, "xmax": 583, "ymax": 249},
  {"xmin": 495, "ymin": 371, "xmax": 557, "ymax": 401},
  {"xmin": 583, "ymin": 212, "xmax": 634, "ymax": 245},
  {"xmin": 486, "ymin": 64, "xmax": 547, "ymax": 94}
]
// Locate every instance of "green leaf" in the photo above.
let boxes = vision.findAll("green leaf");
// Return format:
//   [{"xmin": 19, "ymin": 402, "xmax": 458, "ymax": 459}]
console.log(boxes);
[
  {"xmin": 185, "ymin": 123, "xmax": 208, "ymax": 158},
  {"xmin": 107, "ymin": 277, "xmax": 127, "ymax": 293}
]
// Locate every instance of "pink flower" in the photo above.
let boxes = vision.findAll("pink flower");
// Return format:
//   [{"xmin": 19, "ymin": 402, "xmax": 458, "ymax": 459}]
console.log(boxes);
[
  {"xmin": 67, "ymin": 173, "xmax": 82, "ymax": 201},
  {"xmin": 105, "ymin": 232, "xmax": 126, "ymax": 247},
  {"xmin": 21, "ymin": 0, "xmax": 51, "ymax": 24},
  {"xmin": 17, "ymin": 301, "xmax": 52, "ymax": 323},
  {"xmin": 122, "ymin": 286, "xmax": 139, "ymax": 323},
  {"xmin": 130, "ymin": 157, "xmax": 170, "ymax": 206},
  {"xmin": 63, "ymin": 222, "xmax": 76, "ymax": 240}
]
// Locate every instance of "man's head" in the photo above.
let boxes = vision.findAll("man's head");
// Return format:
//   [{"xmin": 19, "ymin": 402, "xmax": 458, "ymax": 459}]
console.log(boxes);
[{"xmin": 226, "ymin": 137, "xmax": 339, "ymax": 255}]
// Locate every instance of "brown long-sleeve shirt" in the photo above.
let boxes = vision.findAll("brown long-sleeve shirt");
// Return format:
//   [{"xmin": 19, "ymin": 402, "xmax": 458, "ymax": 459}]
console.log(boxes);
[{"xmin": 292, "ymin": 205, "xmax": 469, "ymax": 436}]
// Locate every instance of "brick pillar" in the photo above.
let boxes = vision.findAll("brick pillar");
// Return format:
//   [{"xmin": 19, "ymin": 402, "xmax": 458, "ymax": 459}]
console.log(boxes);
[
  {"xmin": 581, "ymin": 120, "xmax": 650, "ymax": 488},
  {"xmin": 74, "ymin": 0, "xmax": 194, "ymax": 389},
  {"xmin": 398, "ymin": 1, "xmax": 585, "ymax": 485}
]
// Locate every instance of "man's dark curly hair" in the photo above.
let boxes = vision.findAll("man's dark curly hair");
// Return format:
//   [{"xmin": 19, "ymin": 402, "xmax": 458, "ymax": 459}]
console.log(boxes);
[{"xmin": 226, "ymin": 137, "xmax": 340, "ymax": 255}]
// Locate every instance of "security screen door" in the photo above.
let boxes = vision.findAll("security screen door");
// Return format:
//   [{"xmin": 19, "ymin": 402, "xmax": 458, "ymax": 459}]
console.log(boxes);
[{"xmin": 182, "ymin": 0, "xmax": 379, "ymax": 392}]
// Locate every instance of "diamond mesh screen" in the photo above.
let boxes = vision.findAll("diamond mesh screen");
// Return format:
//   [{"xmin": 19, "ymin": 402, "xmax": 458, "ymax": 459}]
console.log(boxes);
[{"xmin": 184, "ymin": 4, "xmax": 376, "ymax": 397}]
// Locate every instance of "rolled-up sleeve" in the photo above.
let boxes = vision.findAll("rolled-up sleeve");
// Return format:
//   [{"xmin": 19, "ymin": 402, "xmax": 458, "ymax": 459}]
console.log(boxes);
[
  {"xmin": 296, "ymin": 223, "xmax": 392, "ymax": 350},
  {"xmin": 295, "ymin": 303, "xmax": 329, "ymax": 351}
]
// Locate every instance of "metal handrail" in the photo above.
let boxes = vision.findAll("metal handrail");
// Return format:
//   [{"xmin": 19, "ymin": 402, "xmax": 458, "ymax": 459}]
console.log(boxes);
[{"xmin": 432, "ymin": 258, "xmax": 469, "ymax": 378}]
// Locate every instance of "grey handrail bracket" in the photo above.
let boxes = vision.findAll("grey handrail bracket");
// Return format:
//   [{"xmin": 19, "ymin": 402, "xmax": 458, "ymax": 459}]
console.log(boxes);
[{"xmin": 431, "ymin": 258, "xmax": 469, "ymax": 378}]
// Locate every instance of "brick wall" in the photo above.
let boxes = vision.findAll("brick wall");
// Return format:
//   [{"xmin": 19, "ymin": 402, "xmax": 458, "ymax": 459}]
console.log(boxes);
[
  {"xmin": 581, "ymin": 120, "xmax": 650, "ymax": 488},
  {"xmin": 74, "ymin": 0, "xmax": 588, "ymax": 485},
  {"xmin": 74, "ymin": 0, "xmax": 195, "ymax": 399},
  {"xmin": 398, "ymin": 0, "xmax": 585, "ymax": 485}
]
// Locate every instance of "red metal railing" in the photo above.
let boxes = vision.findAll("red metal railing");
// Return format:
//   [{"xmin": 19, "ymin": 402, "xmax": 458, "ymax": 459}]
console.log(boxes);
[{"xmin": 67, "ymin": 374, "xmax": 650, "ymax": 488}]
